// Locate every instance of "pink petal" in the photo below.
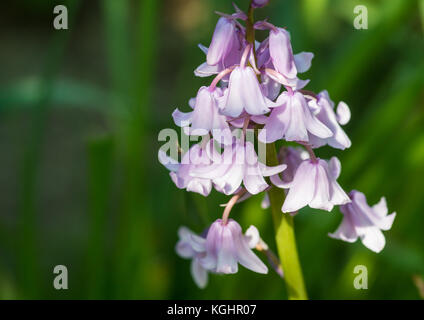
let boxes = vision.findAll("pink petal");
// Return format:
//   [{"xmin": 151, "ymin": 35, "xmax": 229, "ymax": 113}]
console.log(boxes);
[
  {"xmin": 328, "ymin": 214, "xmax": 358, "ymax": 243},
  {"xmin": 360, "ymin": 227, "xmax": 386, "ymax": 253},
  {"xmin": 158, "ymin": 150, "xmax": 180, "ymax": 172},
  {"xmin": 336, "ymin": 101, "xmax": 351, "ymax": 125},
  {"xmin": 191, "ymin": 259, "xmax": 208, "ymax": 289},
  {"xmin": 172, "ymin": 108, "xmax": 193, "ymax": 127},
  {"xmin": 309, "ymin": 162, "xmax": 332, "ymax": 211},
  {"xmin": 282, "ymin": 161, "xmax": 316, "ymax": 212},
  {"xmin": 294, "ymin": 52, "xmax": 314, "ymax": 73},
  {"xmin": 194, "ymin": 62, "xmax": 220, "ymax": 77},
  {"xmin": 235, "ymin": 235, "xmax": 268, "ymax": 274}
]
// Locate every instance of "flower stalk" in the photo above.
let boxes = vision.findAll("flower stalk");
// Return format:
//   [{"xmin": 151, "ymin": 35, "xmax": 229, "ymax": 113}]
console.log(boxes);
[
  {"xmin": 266, "ymin": 142, "xmax": 308, "ymax": 300},
  {"xmin": 246, "ymin": 0, "xmax": 308, "ymax": 300}
]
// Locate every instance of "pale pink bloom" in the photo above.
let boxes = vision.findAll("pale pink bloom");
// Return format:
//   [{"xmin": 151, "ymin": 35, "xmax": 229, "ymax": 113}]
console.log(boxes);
[
  {"xmin": 269, "ymin": 28, "xmax": 297, "ymax": 79},
  {"xmin": 282, "ymin": 157, "xmax": 350, "ymax": 212},
  {"xmin": 329, "ymin": 190, "xmax": 396, "ymax": 253},
  {"xmin": 175, "ymin": 226, "xmax": 209, "ymax": 288},
  {"xmin": 195, "ymin": 39, "xmax": 244, "ymax": 78},
  {"xmin": 256, "ymin": 35, "xmax": 313, "ymax": 90},
  {"xmin": 196, "ymin": 219, "xmax": 268, "ymax": 274},
  {"xmin": 220, "ymin": 66, "xmax": 275, "ymax": 117},
  {"xmin": 258, "ymin": 91, "xmax": 332, "ymax": 143},
  {"xmin": 193, "ymin": 140, "xmax": 286, "ymax": 195},
  {"xmin": 268, "ymin": 28, "xmax": 314, "ymax": 81},
  {"xmin": 158, "ymin": 145, "xmax": 213, "ymax": 197},
  {"xmin": 308, "ymin": 91, "xmax": 351, "ymax": 150},
  {"xmin": 207, "ymin": 17, "xmax": 238, "ymax": 66},
  {"xmin": 172, "ymin": 86, "xmax": 232, "ymax": 144}
]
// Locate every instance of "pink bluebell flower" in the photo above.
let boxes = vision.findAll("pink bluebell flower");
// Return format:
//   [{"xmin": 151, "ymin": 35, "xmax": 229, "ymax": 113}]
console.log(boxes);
[
  {"xmin": 219, "ymin": 65, "xmax": 275, "ymax": 117},
  {"xmin": 207, "ymin": 17, "xmax": 238, "ymax": 66},
  {"xmin": 172, "ymin": 86, "xmax": 232, "ymax": 144},
  {"xmin": 269, "ymin": 27, "xmax": 297, "ymax": 79},
  {"xmin": 197, "ymin": 219, "xmax": 268, "ymax": 274},
  {"xmin": 258, "ymin": 91, "xmax": 332, "ymax": 143},
  {"xmin": 308, "ymin": 91, "xmax": 351, "ymax": 150},
  {"xmin": 282, "ymin": 157, "xmax": 350, "ymax": 212},
  {"xmin": 158, "ymin": 144, "xmax": 214, "ymax": 197},
  {"xmin": 329, "ymin": 190, "xmax": 396, "ymax": 253},
  {"xmin": 193, "ymin": 140, "xmax": 286, "ymax": 195}
]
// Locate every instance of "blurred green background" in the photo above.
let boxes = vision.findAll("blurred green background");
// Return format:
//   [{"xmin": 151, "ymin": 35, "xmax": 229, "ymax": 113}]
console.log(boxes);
[{"xmin": 0, "ymin": 0, "xmax": 423, "ymax": 299}]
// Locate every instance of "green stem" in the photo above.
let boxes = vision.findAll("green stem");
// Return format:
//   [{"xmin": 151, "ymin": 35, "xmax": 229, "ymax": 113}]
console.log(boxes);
[{"xmin": 266, "ymin": 143, "xmax": 308, "ymax": 300}]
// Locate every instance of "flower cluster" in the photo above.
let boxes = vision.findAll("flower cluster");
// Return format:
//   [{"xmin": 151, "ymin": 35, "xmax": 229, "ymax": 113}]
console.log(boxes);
[{"xmin": 159, "ymin": 2, "xmax": 395, "ymax": 288}]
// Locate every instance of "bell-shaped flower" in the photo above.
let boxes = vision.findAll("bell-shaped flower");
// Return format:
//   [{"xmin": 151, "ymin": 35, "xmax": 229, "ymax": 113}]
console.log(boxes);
[
  {"xmin": 172, "ymin": 86, "xmax": 232, "ymax": 144},
  {"xmin": 308, "ymin": 91, "xmax": 351, "ymax": 150},
  {"xmin": 268, "ymin": 28, "xmax": 314, "ymax": 78},
  {"xmin": 195, "ymin": 36, "xmax": 244, "ymax": 78},
  {"xmin": 207, "ymin": 17, "xmax": 237, "ymax": 66},
  {"xmin": 192, "ymin": 140, "xmax": 286, "ymax": 195},
  {"xmin": 329, "ymin": 190, "xmax": 396, "ymax": 253},
  {"xmin": 257, "ymin": 34, "xmax": 313, "ymax": 74},
  {"xmin": 282, "ymin": 157, "xmax": 350, "ymax": 212},
  {"xmin": 195, "ymin": 219, "xmax": 268, "ymax": 274},
  {"xmin": 258, "ymin": 91, "xmax": 332, "ymax": 143},
  {"xmin": 269, "ymin": 27, "xmax": 297, "ymax": 79},
  {"xmin": 158, "ymin": 144, "xmax": 214, "ymax": 197},
  {"xmin": 175, "ymin": 226, "xmax": 209, "ymax": 288},
  {"xmin": 220, "ymin": 66, "xmax": 275, "ymax": 117}
]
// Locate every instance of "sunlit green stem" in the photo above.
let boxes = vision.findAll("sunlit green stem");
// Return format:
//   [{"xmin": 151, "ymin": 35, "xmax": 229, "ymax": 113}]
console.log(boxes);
[{"xmin": 266, "ymin": 143, "xmax": 308, "ymax": 300}]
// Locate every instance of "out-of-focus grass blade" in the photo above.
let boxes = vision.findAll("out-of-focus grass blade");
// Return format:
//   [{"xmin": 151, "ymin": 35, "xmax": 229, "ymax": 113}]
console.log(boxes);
[
  {"xmin": 0, "ymin": 266, "xmax": 17, "ymax": 299},
  {"xmin": 85, "ymin": 134, "xmax": 114, "ymax": 299},
  {"xmin": 419, "ymin": 0, "xmax": 424, "ymax": 32},
  {"xmin": 0, "ymin": 77, "xmax": 109, "ymax": 112},
  {"xmin": 16, "ymin": 0, "xmax": 81, "ymax": 299},
  {"xmin": 322, "ymin": 0, "xmax": 416, "ymax": 99},
  {"xmin": 102, "ymin": 0, "xmax": 160, "ymax": 298},
  {"xmin": 342, "ymin": 60, "xmax": 424, "ymax": 181}
]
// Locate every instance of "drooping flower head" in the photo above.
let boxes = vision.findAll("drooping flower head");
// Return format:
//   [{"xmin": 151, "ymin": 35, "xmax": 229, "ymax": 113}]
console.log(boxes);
[
  {"xmin": 308, "ymin": 90, "xmax": 351, "ymax": 150},
  {"xmin": 158, "ymin": 144, "xmax": 214, "ymax": 197},
  {"xmin": 197, "ymin": 219, "xmax": 268, "ymax": 274},
  {"xmin": 282, "ymin": 157, "xmax": 350, "ymax": 212},
  {"xmin": 192, "ymin": 139, "xmax": 286, "ymax": 195},
  {"xmin": 172, "ymin": 86, "xmax": 232, "ymax": 145},
  {"xmin": 160, "ymin": 1, "xmax": 395, "ymax": 292},
  {"xmin": 207, "ymin": 17, "xmax": 238, "ymax": 66},
  {"xmin": 329, "ymin": 190, "xmax": 396, "ymax": 253},
  {"xmin": 258, "ymin": 91, "xmax": 332, "ymax": 143}
]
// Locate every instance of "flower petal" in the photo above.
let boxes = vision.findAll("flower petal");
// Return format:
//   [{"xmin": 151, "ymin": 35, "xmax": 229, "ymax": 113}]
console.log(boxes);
[
  {"xmin": 360, "ymin": 227, "xmax": 386, "ymax": 253},
  {"xmin": 328, "ymin": 214, "xmax": 358, "ymax": 243},
  {"xmin": 172, "ymin": 108, "xmax": 193, "ymax": 127},
  {"xmin": 294, "ymin": 52, "xmax": 314, "ymax": 73},
  {"xmin": 158, "ymin": 150, "xmax": 180, "ymax": 172},
  {"xmin": 235, "ymin": 234, "xmax": 268, "ymax": 274},
  {"xmin": 336, "ymin": 101, "xmax": 351, "ymax": 125},
  {"xmin": 191, "ymin": 259, "xmax": 208, "ymax": 289},
  {"xmin": 282, "ymin": 160, "xmax": 316, "ymax": 212}
]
